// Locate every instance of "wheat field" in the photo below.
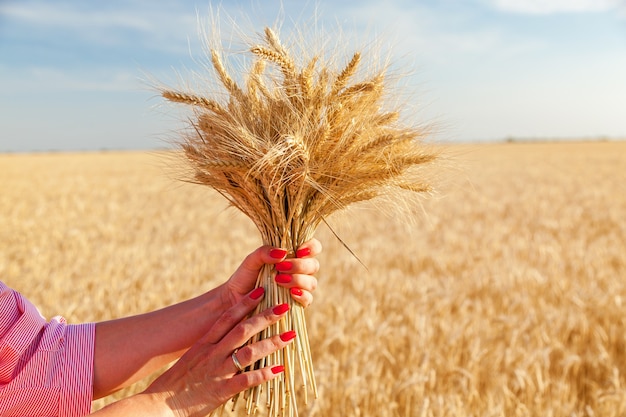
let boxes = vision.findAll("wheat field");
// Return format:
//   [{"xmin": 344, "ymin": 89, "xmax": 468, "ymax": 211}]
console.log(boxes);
[{"xmin": 1, "ymin": 141, "xmax": 625, "ymax": 416}]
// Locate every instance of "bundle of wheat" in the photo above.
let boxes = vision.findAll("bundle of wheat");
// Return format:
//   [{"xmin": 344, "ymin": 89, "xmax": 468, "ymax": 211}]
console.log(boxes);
[{"xmin": 161, "ymin": 25, "xmax": 436, "ymax": 416}]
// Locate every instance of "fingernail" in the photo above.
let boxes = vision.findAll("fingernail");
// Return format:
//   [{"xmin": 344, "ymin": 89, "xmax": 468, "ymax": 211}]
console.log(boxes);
[
  {"xmin": 271, "ymin": 365, "xmax": 285, "ymax": 374},
  {"xmin": 280, "ymin": 330, "xmax": 297, "ymax": 342},
  {"xmin": 275, "ymin": 274, "xmax": 292, "ymax": 284},
  {"xmin": 270, "ymin": 248, "xmax": 288, "ymax": 259},
  {"xmin": 296, "ymin": 247, "xmax": 311, "ymax": 258},
  {"xmin": 290, "ymin": 287, "xmax": 303, "ymax": 297},
  {"xmin": 250, "ymin": 287, "xmax": 265, "ymax": 300},
  {"xmin": 273, "ymin": 303, "xmax": 290, "ymax": 315},
  {"xmin": 276, "ymin": 261, "xmax": 292, "ymax": 271}
]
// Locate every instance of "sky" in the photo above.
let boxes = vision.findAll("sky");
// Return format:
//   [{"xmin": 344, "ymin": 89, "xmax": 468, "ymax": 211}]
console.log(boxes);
[{"xmin": 1, "ymin": 0, "xmax": 625, "ymax": 152}]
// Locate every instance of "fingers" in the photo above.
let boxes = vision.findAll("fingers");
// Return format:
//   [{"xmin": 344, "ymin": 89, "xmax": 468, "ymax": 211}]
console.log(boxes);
[
  {"xmin": 235, "ymin": 239, "xmax": 314, "ymax": 273},
  {"xmin": 145, "ymin": 287, "xmax": 301, "ymax": 415},
  {"xmin": 234, "ymin": 245, "xmax": 282, "ymax": 279},
  {"xmin": 228, "ymin": 244, "xmax": 292, "ymax": 291},
  {"xmin": 275, "ymin": 273, "xmax": 318, "ymax": 292},
  {"xmin": 232, "ymin": 329, "xmax": 297, "ymax": 372},
  {"xmin": 294, "ymin": 238, "xmax": 323, "ymax": 259},
  {"xmin": 260, "ymin": 238, "xmax": 323, "ymax": 269},
  {"xmin": 227, "ymin": 365, "xmax": 285, "ymax": 396},
  {"xmin": 203, "ymin": 287, "xmax": 266, "ymax": 344},
  {"xmin": 225, "ymin": 325, "xmax": 296, "ymax": 398},
  {"xmin": 245, "ymin": 239, "xmax": 321, "ymax": 294},
  {"xmin": 274, "ymin": 273, "xmax": 317, "ymax": 307},
  {"xmin": 275, "ymin": 257, "xmax": 320, "ymax": 276},
  {"xmin": 274, "ymin": 240, "xmax": 320, "ymax": 307},
  {"xmin": 221, "ymin": 303, "xmax": 291, "ymax": 352},
  {"xmin": 218, "ymin": 313, "xmax": 298, "ymax": 404},
  {"xmin": 288, "ymin": 286, "xmax": 313, "ymax": 307},
  {"xmin": 225, "ymin": 239, "xmax": 320, "ymax": 298},
  {"xmin": 226, "ymin": 238, "xmax": 321, "ymax": 308}
]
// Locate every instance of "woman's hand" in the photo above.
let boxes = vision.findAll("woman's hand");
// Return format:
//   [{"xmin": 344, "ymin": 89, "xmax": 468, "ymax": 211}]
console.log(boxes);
[
  {"xmin": 142, "ymin": 287, "xmax": 295, "ymax": 417},
  {"xmin": 90, "ymin": 239, "xmax": 321, "ymax": 402},
  {"xmin": 221, "ymin": 239, "xmax": 322, "ymax": 308}
]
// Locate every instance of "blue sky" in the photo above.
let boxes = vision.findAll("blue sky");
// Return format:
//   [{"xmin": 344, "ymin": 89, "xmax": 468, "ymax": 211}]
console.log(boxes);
[{"xmin": 1, "ymin": 0, "xmax": 625, "ymax": 152}]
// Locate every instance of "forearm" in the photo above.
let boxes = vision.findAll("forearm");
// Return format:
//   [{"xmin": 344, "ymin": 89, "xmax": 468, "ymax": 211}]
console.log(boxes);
[
  {"xmin": 91, "ymin": 392, "xmax": 170, "ymax": 417},
  {"xmin": 93, "ymin": 283, "xmax": 229, "ymax": 398}
]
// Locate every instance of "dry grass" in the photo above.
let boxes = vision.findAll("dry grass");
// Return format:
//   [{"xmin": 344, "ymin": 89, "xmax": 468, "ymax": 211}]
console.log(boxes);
[
  {"xmin": 160, "ymin": 26, "xmax": 435, "ymax": 250},
  {"xmin": 1, "ymin": 141, "xmax": 626, "ymax": 416},
  {"xmin": 160, "ymin": 25, "xmax": 436, "ymax": 415}
]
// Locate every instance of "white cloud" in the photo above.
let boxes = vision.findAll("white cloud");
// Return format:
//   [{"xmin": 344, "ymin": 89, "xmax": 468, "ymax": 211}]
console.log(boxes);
[
  {"xmin": 339, "ymin": 2, "xmax": 542, "ymax": 69},
  {"xmin": 2, "ymin": 0, "xmax": 625, "ymax": 148},
  {"xmin": 0, "ymin": 2, "xmax": 152, "ymax": 31},
  {"xmin": 0, "ymin": 1, "xmax": 198, "ymax": 55},
  {"xmin": 492, "ymin": 0, "xmax": 624, "ymax": 14}
]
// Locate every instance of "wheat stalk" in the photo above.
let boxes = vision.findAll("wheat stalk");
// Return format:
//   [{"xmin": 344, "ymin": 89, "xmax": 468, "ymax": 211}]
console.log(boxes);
[{"xmin": 161, "ymin": 23, "xmax": 437, "ymax": 417}]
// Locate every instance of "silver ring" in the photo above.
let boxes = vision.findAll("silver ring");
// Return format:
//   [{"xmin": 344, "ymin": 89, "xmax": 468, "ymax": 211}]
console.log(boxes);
[{"xmin": 231, "ymin": 349, "xmax": 244, "ymax": 372}]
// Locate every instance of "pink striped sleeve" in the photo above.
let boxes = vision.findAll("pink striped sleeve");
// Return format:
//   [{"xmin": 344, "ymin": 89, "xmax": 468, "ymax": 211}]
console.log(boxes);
[{"xmin": 0, "ymin": 282, "xmax": 95, "ymax": 417}]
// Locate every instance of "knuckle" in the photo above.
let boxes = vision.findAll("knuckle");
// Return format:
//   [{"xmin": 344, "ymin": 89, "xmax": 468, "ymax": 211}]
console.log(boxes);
[
  {"xmin": 232, "ymin": 321, "xmax": 253, "ymax": 340},
  {"xmin": 311, "ymin": 258, "xmax": 320, "ymax": 273},
  {"xmin": 240, "ymin": 294, "xmax": 257, "ymax": 309},
  {"xmin": 236, "ymin": 346, "xmax": 253, "ymax": 365},
  {"xmin": 292, "ymin": 274, "xmax": 317, "ymax": 292},
  {"xmin": 237, "ymin": 370, "xmax": 266, "ymax": 390},
  {"xmin": 241, "ymin": 372, "xmax": 261, "ymax": 387},
  {"xmin": 269, "ymin": 335, "xmax": 284, "ymax": 350},
  {"xmin": 298, "ymin": 292, "xmax": 313, "ymax": 308},
  {"xmin": 304, "ymin": 291, "xmax": 314, "ymax": 304},
  {"xmin": 219, "ymin": 309, "xmax": 239, "ymax": 325},
  {"xmin": 293, "ymin": 258, "xmax": 319, "ymax": 275}
]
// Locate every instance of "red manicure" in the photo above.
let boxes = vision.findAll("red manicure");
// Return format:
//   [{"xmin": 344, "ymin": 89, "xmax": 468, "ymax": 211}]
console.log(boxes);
[
  {"xmin": 290, "ymin": 287, "xmax": 303, "ymax": 297},
  {"xmin": 270, "ymin": 248, "xmax": 288, "ymax": 259},
  {"xmin": 250, "ymin": 287, "xmax": 265, "ymax": 300},
  {"xmin": 271, "ymin": 365, "xmax": 285, "ymax": 374},
  {"xmin": 276, "ymin": 261, "xmax": 292, "ymax": 271},
  {"xmin": 273, "ymin": 303, "xmax": 290, "ymax": 315},
  {"xmin": 280, "ymin": 330, "xmax": 297, "ymax": 342},
  {"xmin": 296, "ymin": 247, "xmax": 311, "ymax": 258},
  {"xmin": 275, "ymin": 274, "xmax": 292, "ymax": 284}
]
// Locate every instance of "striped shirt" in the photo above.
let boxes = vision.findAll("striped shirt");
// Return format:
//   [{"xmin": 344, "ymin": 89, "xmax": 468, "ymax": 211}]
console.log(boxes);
[{"xmin": 0, "ymin": 282, "xmax": 94, "ymax": 417}]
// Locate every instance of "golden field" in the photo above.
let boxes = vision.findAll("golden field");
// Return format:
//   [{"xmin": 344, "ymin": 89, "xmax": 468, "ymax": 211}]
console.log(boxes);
[{"xmin": 1, "ymin": 141, "xmax": 625, "ymax": 416}]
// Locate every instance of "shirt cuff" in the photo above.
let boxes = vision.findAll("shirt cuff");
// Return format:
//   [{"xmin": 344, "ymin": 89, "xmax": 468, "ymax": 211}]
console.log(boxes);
[{"xmin": 58, "ymin": 322, "xmax": 95, "ymax": 417}]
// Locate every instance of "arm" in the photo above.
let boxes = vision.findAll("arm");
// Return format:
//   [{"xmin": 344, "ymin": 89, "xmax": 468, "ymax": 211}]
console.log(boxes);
[
  {"xmin": 92, "ymin": 292, "xmax": 295, "ymax": 417},
  {"xmin": 92, "ymin": 285, "xmax": 228, "ymax": 399},
  {"xmin": 90, "ymin": 392, "xmax": 171, "ymax": 417},
  {"xmin": 93, "ymin": 240, "xmax": 321, "ymax": 399}
]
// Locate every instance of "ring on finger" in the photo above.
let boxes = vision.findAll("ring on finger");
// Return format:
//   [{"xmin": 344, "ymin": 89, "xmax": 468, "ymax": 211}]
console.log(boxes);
[{"xmin": 231, "ymin": 349, "xmax": 245, "ymax": 373}]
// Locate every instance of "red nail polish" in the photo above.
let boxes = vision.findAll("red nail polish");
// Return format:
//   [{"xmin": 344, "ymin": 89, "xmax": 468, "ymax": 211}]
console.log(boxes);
[
  {"xmin": 296, "ymin": 247, "xmax": 311, "ymax": 258},
  {"xmin": 250, "ymin": 287, "xmax": 265, "ymax": 300},
  {"xmin": 280, "ymin": 330, "xmax": 297, "ymax": 342},
  {"xmin": 276, "ymin": 261, "xmax": 292, "ymax": 271},
  {"xmin": 290, "ymin": 287, "xmax": 303, "ymax": 297},
  {"xmin": 273, "ymin": 303, "xmax": 290, "ymax": 315},
  {"xmin": 270, "ymin": 248, "xmax": 288, "ymax": 259},
  {"xmin": 275, "ymin": 274, "xmax": 292, "ymax": 284},
  {"xmin": 271, "ymin": 365, "xmax": 285, "ymax": 374}
]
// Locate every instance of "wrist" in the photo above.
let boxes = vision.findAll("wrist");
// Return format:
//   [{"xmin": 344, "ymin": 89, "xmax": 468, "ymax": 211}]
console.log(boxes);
[
  {"xmin": 135, "ymin": 392, "xmax": 175, "ymax": 417},
  {"xmin": 139, "ymin": 390, "xmax": 179, "ymax": 417},
  {"xmin": 192, "ymin": 283, "xmax": 235, "ymax": 330}
]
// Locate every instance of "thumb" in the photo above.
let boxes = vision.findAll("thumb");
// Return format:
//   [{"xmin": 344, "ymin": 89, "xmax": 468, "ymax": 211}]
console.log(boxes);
[{"xmin": 228, "ymin": 246, "xmax": 288, "ymax": 293}]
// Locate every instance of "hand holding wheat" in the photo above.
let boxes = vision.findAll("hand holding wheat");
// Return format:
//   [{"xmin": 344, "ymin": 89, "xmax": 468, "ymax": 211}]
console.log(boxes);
[
  {"xmin": 161, "ymin": 23, "xmax": 436, "ymax": 417},
  {"xmin": 222, "ymin": 240, "xmax": 321, "ymax": 309}
]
